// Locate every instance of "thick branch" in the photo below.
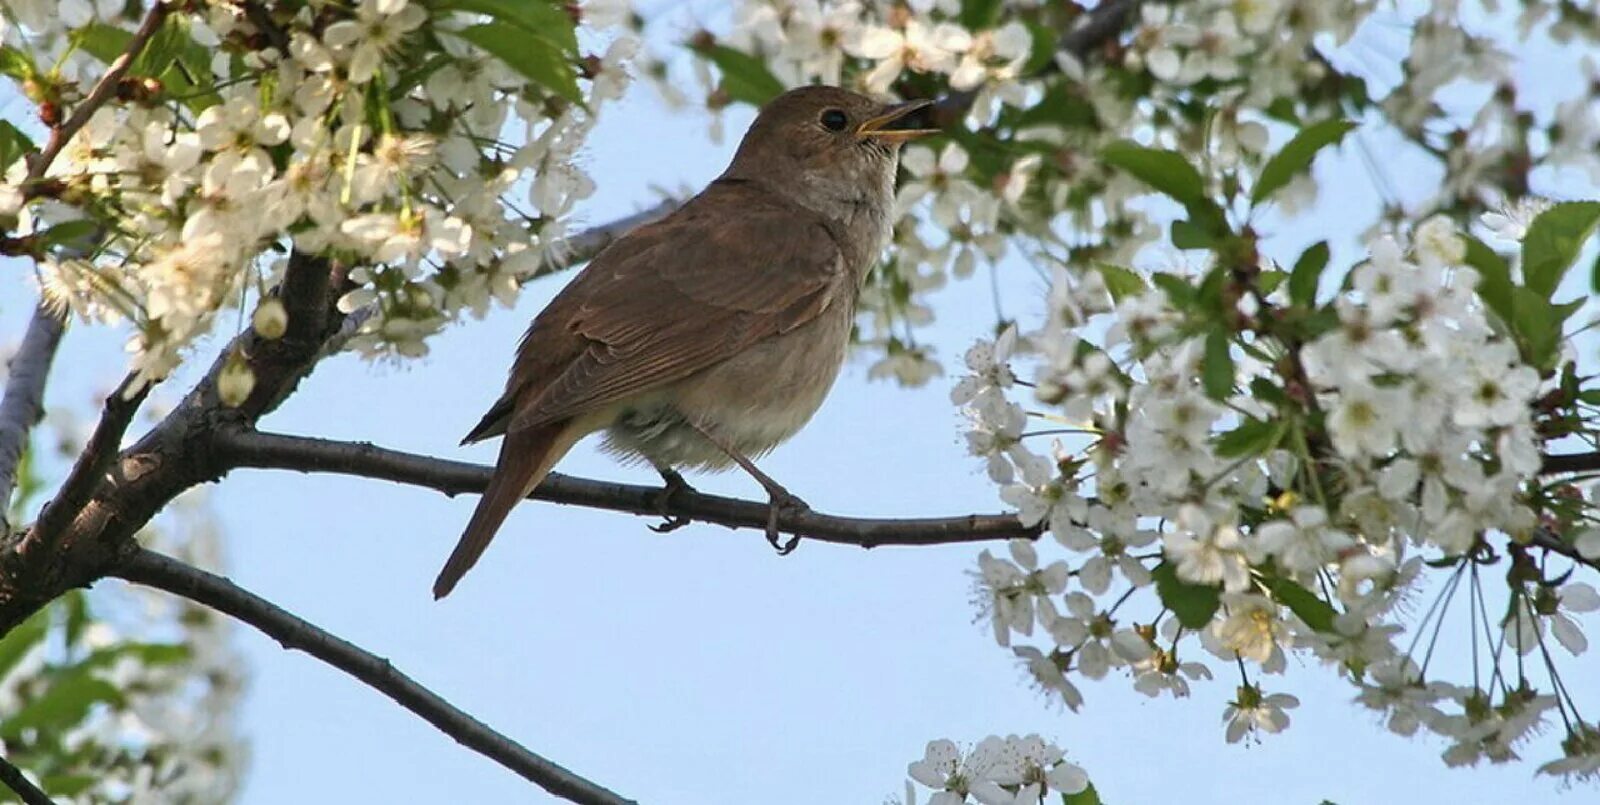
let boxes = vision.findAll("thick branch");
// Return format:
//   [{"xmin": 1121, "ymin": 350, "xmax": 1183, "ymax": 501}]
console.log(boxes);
[
  {"xmin": 0, "ymin": 752, "xmax": 56, "ymax": 805},
  {"xmin": 0, "ymin": 202, "xmax": 679, "ymax": 634},
  {"xmin": 215, "ymin": 429, "xmax": 1034, "ymax": 548},
  {"xmin": 0, "ymin": 307, "xmax": 65, "ymax": 529},
  {"xmin": 113, "ymin": 548, "xmax": 636, "ymax": 805}
]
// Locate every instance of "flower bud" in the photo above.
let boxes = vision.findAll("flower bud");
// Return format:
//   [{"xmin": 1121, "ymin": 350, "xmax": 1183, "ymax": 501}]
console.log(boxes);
[
  {"xmin": 253, "ymin": 297, "xmax": 288, "ymax": 339},
  {"xmin": 217, "ymin": 352, "xmax": 255, "ymax": 408}
]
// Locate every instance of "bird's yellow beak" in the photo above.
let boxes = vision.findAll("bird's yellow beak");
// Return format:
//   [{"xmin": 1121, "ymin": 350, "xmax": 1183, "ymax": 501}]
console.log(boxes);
[{"xmin": 857, "ymin": 99, "xmax": 940, "ymax": 143}]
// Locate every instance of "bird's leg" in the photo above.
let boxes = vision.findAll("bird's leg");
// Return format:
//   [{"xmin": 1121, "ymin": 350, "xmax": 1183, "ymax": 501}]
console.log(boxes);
[
  {"xmin": 649, "ymin": 465, "xmax": 694, "ymax": 534},
  {"xmin": 685, "ymin": 423, "xmax": 806, "ymax": 554}
]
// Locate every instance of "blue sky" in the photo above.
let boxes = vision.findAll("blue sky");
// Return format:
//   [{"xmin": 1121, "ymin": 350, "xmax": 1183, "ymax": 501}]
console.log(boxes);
[{"xmin": 5, "ymin": 80, "xmax": 1593, "ymax": 803}]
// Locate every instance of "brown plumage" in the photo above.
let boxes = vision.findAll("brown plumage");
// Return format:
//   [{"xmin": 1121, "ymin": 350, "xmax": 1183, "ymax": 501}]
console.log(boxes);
[{"xmin": 434, "ymin": 86, "xmax": 937, "ymax": 598}]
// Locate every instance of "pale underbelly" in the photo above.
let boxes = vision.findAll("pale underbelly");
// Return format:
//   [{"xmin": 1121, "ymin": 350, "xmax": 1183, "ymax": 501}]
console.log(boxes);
[{"xmin": 598, "ymin": 306, "xmax": 852, "ymax": 471}]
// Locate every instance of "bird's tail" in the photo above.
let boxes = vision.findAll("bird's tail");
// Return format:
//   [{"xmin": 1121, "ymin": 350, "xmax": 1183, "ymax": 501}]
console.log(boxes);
[{"xmin": 432, "ymin": 420, "xmax": 577, "ymax": 599}]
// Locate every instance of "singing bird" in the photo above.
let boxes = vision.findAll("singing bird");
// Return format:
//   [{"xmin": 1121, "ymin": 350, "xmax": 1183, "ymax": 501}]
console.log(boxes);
[{"xmin": 433, "ymin": 86, "xmax": 938, "ymax": 598}]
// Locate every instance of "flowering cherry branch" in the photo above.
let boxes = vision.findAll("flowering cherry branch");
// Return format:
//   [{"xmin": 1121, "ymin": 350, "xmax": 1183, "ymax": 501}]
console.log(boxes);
[
  {"xmin": 112, "ymin": 547, "xmax": 637, "ymax": 805},
  {"xmin": 0, "ymin": 0, "xmax": 178, "ymax": 527},
  {"xmin": 24, "ymin": 0, "xmax": 173, "ymax": 187}
]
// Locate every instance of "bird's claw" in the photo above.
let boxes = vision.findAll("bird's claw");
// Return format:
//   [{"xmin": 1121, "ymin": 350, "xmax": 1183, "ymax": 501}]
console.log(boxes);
[
  {"xmin": 763, "ymin": 487, "xmax": 808, "ymax": 555},
  {"xmin": 649, "ymin": 469, "xmax": 695, "ymax": 534}
]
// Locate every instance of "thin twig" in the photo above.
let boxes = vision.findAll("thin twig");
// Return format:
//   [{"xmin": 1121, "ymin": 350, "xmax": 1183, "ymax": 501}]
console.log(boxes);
[
  {"xmin": 26, "ymin": 1, "xmax": 173, "ymax": 184},
  {"xmin": 1542, "ymin": 451, "xmax": 1600, "ymax": 476},
  {"xmin": 215, "ymin": 429, "xmax": 1035, "ymax": 548},
  {"xmin": 0, "ymin": 752, "xmax": 56, "ymax": 805},
  {"xmin": 0, "ymin": 307, "xmax": 65, "ymax": 530},
  {"xmin": 113, "ymin": 548, "xmax": 638, "ymax": 805}
]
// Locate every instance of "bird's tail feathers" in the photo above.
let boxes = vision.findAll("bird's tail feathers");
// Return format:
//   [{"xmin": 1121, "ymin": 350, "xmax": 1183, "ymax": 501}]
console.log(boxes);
[{"xmin": 433, "ymin": 420, "xmax": 575, "ymax": 599}]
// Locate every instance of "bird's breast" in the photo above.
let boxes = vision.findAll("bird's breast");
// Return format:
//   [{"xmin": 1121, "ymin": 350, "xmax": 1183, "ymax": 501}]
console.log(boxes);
[{"xmin": 599, "ymin": 300, "xmax": 856, "ymax": 471}]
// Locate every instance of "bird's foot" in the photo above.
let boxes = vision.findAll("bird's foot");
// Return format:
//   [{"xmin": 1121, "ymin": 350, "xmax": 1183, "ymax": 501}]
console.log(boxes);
[
  {"xmin": 649, "ymin": 469, "xmax": 694, "ymax": 534},
  {"xmin": 762, "ymin": 484, "xmax": 808, "ymax": 555}
]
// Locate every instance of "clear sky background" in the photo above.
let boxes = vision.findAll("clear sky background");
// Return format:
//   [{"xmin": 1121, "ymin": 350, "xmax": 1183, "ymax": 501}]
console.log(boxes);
[{"xmin": 4, "ymin": 13, "xmax": 1599, "ymax": 805}]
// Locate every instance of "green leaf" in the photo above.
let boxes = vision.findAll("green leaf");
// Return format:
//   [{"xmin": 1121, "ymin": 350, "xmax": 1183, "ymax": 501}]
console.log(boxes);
[
  {"xmin": 1213, "ymin": 416, "xmax": 1286, "ymax": 459},
  {"xmin": 0, "ymin": 46, "xmax": 37, "ymax": 83},
  {"xmin": 699, "ymin": 45, "xmax": 785, "ymax": 107},
  {"xmin": 1102, "ymin": 142, "xmax": 1207, "ymax": 208},
  {"xmin": 1096, "ymin": 263, "xmax": 1146, "ymax": 303},
  {"xmin": 1152, "ymin": 562, "xmax": 1222, "ymax": 629},
  {"xmin": 0, "ymin": 120, "xmax": 33, "ymax": 173},
  {"xmin": 1510, "ymin": 288, "xmax": 1583, "ymax": 371},
  {"xmin": 960, "ymin": 0, "xmax": 1003, "ymax": 29},
  {"xmin": 1150, "ymin": 273, "xmax": 1196, "ymax": 308},
  {"xmin": 452, "ymin": 23, "xmax": 579, "ymax": 103},
  {"xmin": 1250, "ymin": 377, "xmax": 1290, "ymax": 407},
  {"xmin": 1, "ymin": 670, "xmax": 124, "ymax": 739},
  {"xmin": 1261, "ymin": 576, "xmax": 1337, "ymax": 633},
  {"xmin": 1522, "ymin": 201, "xmax": 1600, "ymax": 298},
  {"xmin": 0, "ymin": 607, "xmax": 49, "ymax": 681},
  {"xmin": 73, "ymin": 23, "xmax": 132, "ymax": 65},
  {"xmin": 1251, "ymin": 119, "xmax": 1356, "ymax": 205},
  {"xmin": 1289, "ymin": 241, "xmax": 1329, "ymax": 307},
  {"xmin": 42, "ymin": 774, "xmax": 98, "ymax": 797},
  {"xmin": 63, "ymin": 591, "xmax": 90, "ymax": 648},
  {"xmin": 1062, "ymin": 782, "xmax": 1102, "ymax": 805},
  {"xmin": 1022, "ymin": 21, "xmax": 1057, "ymax": 74},
  {"xmin": 1170, "ymin": 219, "xmax": 1217, "ymax": 250},
  {"xmin": 1202, "ymin": 330, "xmax": 1234, "ymax": 400},
  {"xmin": 1463, "ymin": 234, "xmax": 1513, "ymax": 328},
  {"xmin": 39, "ymin": 219, "xmax": 99, "ymax": 251},
  {"xmin": 431, "ymin": 0, "xmax": 577, "ymax": 54}
]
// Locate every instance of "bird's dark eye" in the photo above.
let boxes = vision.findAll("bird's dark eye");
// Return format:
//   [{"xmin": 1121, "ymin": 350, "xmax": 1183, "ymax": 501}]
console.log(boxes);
[{"xmin": 819, "ymin": 109, "xmax": 849, "ymax": 132}]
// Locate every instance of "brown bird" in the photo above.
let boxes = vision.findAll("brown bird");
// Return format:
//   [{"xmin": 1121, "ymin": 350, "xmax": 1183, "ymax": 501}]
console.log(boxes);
[{"xmin": 433, "ymin": 86, "xmax": 938, "ymax": 598}]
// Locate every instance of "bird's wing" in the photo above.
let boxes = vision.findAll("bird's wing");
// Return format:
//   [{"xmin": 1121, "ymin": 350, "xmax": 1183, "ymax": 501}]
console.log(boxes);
[{"xmin": 501, "ymin": 180, "xmax": 850, "ymax": 433}]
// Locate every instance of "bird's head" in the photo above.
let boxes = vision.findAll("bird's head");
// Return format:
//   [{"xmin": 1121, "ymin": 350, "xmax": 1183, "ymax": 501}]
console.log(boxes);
[{"xmin": 724, "ymin": 86, "xmax": 939, "ymax": 205}]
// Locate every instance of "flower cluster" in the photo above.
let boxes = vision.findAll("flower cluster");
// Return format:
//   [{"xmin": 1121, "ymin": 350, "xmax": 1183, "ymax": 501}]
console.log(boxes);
[
  {"xmin": 649, "ymin": 0, "xmax": 1600, "ymax": 387},
  {"xmin": 896, "ymin": 734, "xmax": 1089, "ymax": 805},
  {"xmin": 957, "ymin": 203, "xmax": 1600, "ymax": 772},
  {"xmin": 5, "ymin": 0, "xmax": 636, "ymax": 388}
]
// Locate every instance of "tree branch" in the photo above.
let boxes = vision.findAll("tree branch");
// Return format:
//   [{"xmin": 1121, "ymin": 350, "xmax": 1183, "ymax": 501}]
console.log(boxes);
[
  {"xmin": 0, "ymin": 752, "xmax": 56, "ymax": 805},
  {"xmin": 112, "ymin": 548, "xmax": 636, "ymax": 805},
  {"xmin": 0, "ymin": 201, "xmax": 678, "ymax": 633},
  {"xmin": 214, "ymin": 429, "xmax": 1035, "ymax": 548},
  {"xmin": 1541, "ymin": 451, "xmax": 1600, "ymax": 476},
  {"xmin": 26, "ymin": 0, "xmax": 172, "ymax": 186},
  {"xmin": 0, "ymin": 307, "xmax": 65, "ymax": 530},
  {"xmin": 26, "ymin": 375, "xmax": 147, "ymax": 548}
]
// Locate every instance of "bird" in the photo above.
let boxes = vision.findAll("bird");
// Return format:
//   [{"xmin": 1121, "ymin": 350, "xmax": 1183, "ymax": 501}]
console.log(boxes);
[{"xmin": 432, "ymin": 85, "xmax": 938, "ymax": 598}]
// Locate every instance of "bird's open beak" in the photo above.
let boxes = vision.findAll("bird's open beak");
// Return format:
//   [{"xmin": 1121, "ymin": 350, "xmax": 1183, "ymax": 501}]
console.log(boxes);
[{"xmin": 857, "ymin": 99, "xmax": 940, "ymax": 143}]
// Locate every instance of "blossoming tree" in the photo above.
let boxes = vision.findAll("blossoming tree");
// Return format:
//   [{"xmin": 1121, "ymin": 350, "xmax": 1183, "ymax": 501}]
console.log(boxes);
[{"xmin": 1, "ymin": 0, "xmax": 1599, "ymax": 802}]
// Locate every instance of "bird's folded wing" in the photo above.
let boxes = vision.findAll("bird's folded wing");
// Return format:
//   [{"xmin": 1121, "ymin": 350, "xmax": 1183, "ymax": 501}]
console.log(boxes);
[{"xmin": 507, "ymin": 182, "xmax": 849, "ymax": 432}]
